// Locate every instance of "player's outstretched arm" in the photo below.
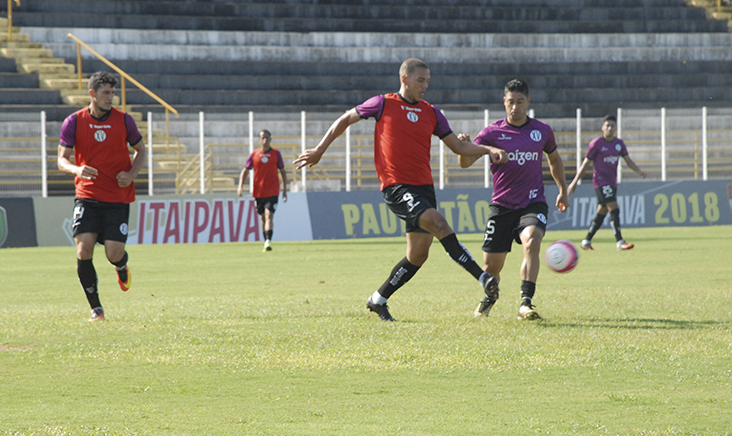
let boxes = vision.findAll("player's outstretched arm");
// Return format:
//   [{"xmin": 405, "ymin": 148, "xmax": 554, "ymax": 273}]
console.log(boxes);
[
  {"xmin": 568, "ymin": 157, "xmax": 592, "ymax": 194},
  {"xmin": 294, "ymin": 108, "xmax": 361, "ymax": 170},
  {"xmin": 623, "ymin": 155, "xmax": 646, "ymax": 178},
  {"xmin": 445, "ymin": 133, "xmax": 507, "ymax": 168},
  {"xmin": 547, "ymin": 150, "xmax": 569, "ymax": 212}
]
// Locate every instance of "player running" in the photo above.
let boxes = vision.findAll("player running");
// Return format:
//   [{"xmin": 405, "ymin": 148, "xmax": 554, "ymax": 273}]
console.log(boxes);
[
  {"xmin": 459, "ymin": 79, "xmax": 569, "ymax": 321},
  {"xmin": 294, "ymin": 58, "xmax": 508, "ymax": 322},
  {"xmin": 568, "ymin": 114, "xmax": 646, "ymax": 251},
  {"xmin": 58, "ymin": 71, "xmax": 146, "ymax": 321}
]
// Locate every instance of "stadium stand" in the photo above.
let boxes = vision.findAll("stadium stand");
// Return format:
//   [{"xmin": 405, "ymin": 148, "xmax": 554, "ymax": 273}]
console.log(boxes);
[{"xmin": 1, "ymin": 0, "xmax": 731, "ymax": 120}]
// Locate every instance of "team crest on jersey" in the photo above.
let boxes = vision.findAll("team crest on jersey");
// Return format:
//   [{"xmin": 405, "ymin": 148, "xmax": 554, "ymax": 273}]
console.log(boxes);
[
  {"xmin": 261, "ymin": 154, "xmax": 270, "ymax": 163},
  {"xmin": 615, "ymin": 143, "xmax": 622, "ymax": 151},
  {"xmin": 406, "ymin": 112, "xmax": 419, "ymax": 123},
  {"xmin": 94, "ymin": 130, "xmax": 107, "ymax": 142},
  {"xmin": 530, "ymin": 130, "xmax": 542, "ymax": 142}
]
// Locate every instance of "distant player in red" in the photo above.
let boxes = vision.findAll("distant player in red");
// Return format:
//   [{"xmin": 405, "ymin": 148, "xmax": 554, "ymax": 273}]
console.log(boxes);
[
  {"xmin": 58, "ymin": 71, "xmax": 147, "ymax": 321},
  {"xmin": 295, "ymin": 58, "xmax": 508, "ymax": 322},
  {"xmin": 237, "ymin": 129, "xmax": 288, "ymax": 251},
  {"xmin": 568, "ymin": 114, "xmax": 646, "ymax": 251}
]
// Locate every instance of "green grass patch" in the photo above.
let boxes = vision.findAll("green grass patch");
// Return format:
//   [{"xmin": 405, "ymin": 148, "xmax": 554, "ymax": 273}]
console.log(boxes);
[{"xmin": 1, "ymin": 227, "xmax": 731, "ymax": 435}]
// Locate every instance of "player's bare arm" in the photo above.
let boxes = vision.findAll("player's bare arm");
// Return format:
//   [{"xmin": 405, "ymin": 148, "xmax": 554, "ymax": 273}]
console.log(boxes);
[
  {"xmin": 295, "ymin": 108, "xmax": 361, "ymax": 170},
  {"xmin": 547, "ymin": 149, "xmax": 569, "ymax": 212},
  {"xmin": 58, "ymin": 145, "xmax": 98, "ymax": 180},
  {"xmin": 116, "ymin": 140, "xmax": 147, "ymax": 188},
  {"xmin": 444, "ymin": 133, "xmax": 508, "ymax": 168},
  {"xmin": 279, "ymin": 167, "xmax": 288, "ymax": 202},
  {"xmin": 568, "ymin": 157, "xmax": 592, "ymax": 194},
  {"xmin": 623, "ymin": 155, "xmax": 646, "ymax": 178},
  {"xmin": 237, "ymin": 168, "xmax": 250, "ymax": 197}
]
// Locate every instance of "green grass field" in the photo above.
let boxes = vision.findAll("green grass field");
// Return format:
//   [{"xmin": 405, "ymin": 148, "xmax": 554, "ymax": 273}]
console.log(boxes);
[{"xmin": 1, "ymin": 226, "xmax": 731, "ymax": 435}]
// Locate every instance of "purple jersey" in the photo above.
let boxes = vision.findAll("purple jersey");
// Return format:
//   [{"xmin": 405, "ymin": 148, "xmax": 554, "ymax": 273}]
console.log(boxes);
[
  {"xmin": 474, "ymin": 118, "xmax": 557, "ymax": 209},
  {"xmin": 585, "ymin": 136, "xmax": 628, "ymax": 189}
]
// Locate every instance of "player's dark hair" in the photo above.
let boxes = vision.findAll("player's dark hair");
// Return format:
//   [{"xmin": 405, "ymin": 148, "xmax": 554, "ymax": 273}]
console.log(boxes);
[
  {"xmin": 88, "ymin": 71, "xmax": 118, "ymax": 92},
  {"xmin": 504, "ymin": 79, "xmax": 529, "ymax": 97},
  {"xmin": 399, "ymin": 58, "xmax": 429, "ymax": 78},
  {"xmin": 603, "ymin": 114, "xmax": 617, "ymax": 123},
  {"xmin": 259, "ymin": 129, "xmax": 272, "ymax": 138}
]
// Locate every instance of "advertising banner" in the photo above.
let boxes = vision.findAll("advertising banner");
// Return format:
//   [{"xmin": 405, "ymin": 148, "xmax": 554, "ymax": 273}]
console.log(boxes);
[
  {"xmin": 307, "ymin": 180, "xmax": 732, "ymax": 239},
  {"xmin": 32, "ymin": 193, "xmax": 312, "ymax": 247},
  {"xmin": 0, "ymin": 198, "xmax": 38, "ymax": 248}
]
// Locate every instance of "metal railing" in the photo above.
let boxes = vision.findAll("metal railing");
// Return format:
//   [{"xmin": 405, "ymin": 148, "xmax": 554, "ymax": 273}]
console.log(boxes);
[
  {"xmin": 5, "ymin": 0, "xmax": 20, "ymax": 42},
  {"xmin": 66, "ymin": 33, "xmax": 178, "ymax": 139},
  {"xmin": 1, "ymin": 108, "xmax": 731, "ymax": 197}
]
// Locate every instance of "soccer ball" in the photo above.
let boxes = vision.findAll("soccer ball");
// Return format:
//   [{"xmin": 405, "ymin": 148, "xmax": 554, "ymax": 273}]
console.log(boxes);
[{"xmin": 545, "ymin": 240, "xmax": 579, "ymax": 273}]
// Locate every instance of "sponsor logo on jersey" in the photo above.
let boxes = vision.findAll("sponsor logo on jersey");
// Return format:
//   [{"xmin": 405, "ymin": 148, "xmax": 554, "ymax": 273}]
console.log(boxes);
[
  {"xmin": 603, "ymin": 155, "xmax": 620, "ymax": 164},
  {"xmin": 507, "ymin": 150, "xmax": 540, "ymax": 165},
  {"xmin": 530, "ymin": 130, "xmax": 542, "ymax": 142},
  {"xmin": 497, "ymin": 133, "xmax": 512, "ymax": 140}
]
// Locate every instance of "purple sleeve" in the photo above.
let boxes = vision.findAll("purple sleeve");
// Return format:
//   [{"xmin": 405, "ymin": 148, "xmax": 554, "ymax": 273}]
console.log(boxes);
[
  {"xmin": 473, "ymin": 126, "xmax": 491, "ymax": 146},
  {"xmin": 619, "ymin": 139, "xmax": 628, "ymax": 156},
  {"xmin": 276, "ymin": 150, "xmax": 285, "ymax": 169},
  {"xmin": 125, "ymin": 113, "xmax": 143, "ymax": 146},
  {"xmin": 59, "ymin": 113, "xmax": 77, "ymax": 147},
  {"xmin": 585, "ymin": 138, "xmax": 599, "ymax": 161},
  {"xmin": 245, "ymin": 153, "xmax": 254, "ymax": 170},
  {"xmin": 543, "ymin": 127, "xmax": 557, "ymax": 154},
  {"xmin": 355, "ymin": 95, "xmax": 385, "ymax": 120},
  {"xmin": 432, "ymin": 106, "xmax": 453, "ymax": 139}
]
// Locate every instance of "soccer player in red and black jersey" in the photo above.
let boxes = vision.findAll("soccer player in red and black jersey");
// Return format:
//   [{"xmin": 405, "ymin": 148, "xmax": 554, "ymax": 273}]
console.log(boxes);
[
  {"xmin": 237, "ymin": 129, "xmax": 288, "ymax": 251},
  {"xmin": 460, "ymin": 79, "xmax": 569, "ymax": 321},
  {"xmin": 58, "ymin": 71, "xmax": 147, "ymax": 321},
  {"xmin": 295, "ymin": 58, "xmax": 508, "ymax": 321}
]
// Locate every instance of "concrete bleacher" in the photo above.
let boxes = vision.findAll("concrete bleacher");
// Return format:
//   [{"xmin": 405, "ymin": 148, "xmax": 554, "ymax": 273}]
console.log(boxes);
[{"xmin": 1, "ymin": 0, "xmax": 731, "ymax": 121}]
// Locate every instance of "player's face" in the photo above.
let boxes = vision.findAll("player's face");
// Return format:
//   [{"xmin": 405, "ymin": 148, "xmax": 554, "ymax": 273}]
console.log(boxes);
[
  {"xmin": 602, "ymin": 120, "xmax": 617, "ymax": 140},
  {"xmin": 90, "ymin": 84, "xmax": 115, "ymax": 113},
  {"xmin": 259, "ymin": 132, "xmax": 272, "ymax": 150},
  {"xmin": 401, "ymin": 67, "xmax": 430, "ymax": 103},
  {"xmin": 503, "ymin": 91, "xmax": 530, "ymax": 125}
]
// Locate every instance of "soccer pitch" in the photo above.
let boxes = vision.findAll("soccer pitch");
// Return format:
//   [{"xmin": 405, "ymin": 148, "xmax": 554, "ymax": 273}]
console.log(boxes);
[{"xmin": 1, "ymin": 226, "xmax": 730, "ymax": 435}]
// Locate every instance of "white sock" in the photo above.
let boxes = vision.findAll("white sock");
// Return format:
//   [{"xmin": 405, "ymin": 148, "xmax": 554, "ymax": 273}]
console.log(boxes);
[{"xmin": 369, "ymin": 291, "xmax": 387, "ymax": 305}]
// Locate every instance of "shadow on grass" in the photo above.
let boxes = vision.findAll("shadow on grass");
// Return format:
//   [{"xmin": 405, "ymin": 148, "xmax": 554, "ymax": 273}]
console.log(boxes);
[{"xmin": 538, "ymin": 317, "xmax": 729, "ymax": 330}]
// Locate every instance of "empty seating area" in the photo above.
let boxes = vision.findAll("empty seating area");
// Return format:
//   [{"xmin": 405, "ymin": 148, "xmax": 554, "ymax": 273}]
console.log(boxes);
[{"xmin": 1, "ymin": 0, "xmax": 731, "ymax": 121}]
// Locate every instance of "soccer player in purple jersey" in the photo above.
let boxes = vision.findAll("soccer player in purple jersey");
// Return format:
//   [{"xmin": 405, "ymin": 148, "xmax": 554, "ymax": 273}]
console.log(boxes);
[
  {"xmin": 459, "ymin": 79, "xmax": 569, "ymax": 321},
  {"xmin": 568, "ymin": 114, "xmax": 646, "ymax": 251}
]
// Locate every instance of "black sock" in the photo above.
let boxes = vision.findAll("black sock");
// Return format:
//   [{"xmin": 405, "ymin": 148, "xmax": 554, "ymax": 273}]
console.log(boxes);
[
  {"xmin": 376, "ymin": 257, "xmax": 421, "ymax": 299},
  {"xmin": 78, "ymin": 258, "xmax": 101, "ymax": 309},
  {"xmin": 264, "ymin": 230, "xmax": 273, "ymax": 241},
  {"xmin": 521, "ymin": 280, "xmax": 536, "ymax": 306},
  {"xmin": 586, "ymin": 212, "xmax": 606, "ymax": 241},
  {"xmin": 439, "ymin": 233, "xmax": 485, "ymax": 281},
  {"xmin": 609, "ymin": 209, "xmax": 623, "ymax": 241},
  {"xmin": 110, "ymin": 251, "xmax": 128, "ymax": 269}
]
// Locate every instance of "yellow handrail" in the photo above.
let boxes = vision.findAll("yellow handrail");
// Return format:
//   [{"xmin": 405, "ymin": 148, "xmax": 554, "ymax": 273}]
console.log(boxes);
[
  {"xmin": 7, "ymin": 0, "xmax": 20, "ymax": 42},
  {"xmin": 67, "ymin": 33, "xmax": 178, "ymax": 115}
]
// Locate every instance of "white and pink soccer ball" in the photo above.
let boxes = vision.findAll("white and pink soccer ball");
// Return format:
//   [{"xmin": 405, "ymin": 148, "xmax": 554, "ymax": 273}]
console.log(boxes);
[{"xmin": 545, "ymin": 240, "xmax": 579, "ymax": 273}]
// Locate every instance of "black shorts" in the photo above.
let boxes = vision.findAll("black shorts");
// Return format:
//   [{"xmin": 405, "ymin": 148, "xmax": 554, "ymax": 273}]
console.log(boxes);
[
  {"xmin": 72, "ymin": 198, "xmax": 130, "ymax": 244},
  {"xmin": 255, "ymin": 196, "xmax": 278, "ymax": 215},
  {"xmin": 382, "ymin": 184, "xmax": 436, "ymax": 234},
  {"xmin": 595, "ymin": 185, "xmax": 618, "ymax": 205},
  {"xmin": 481, "ymin": 202, "xmax": 548, "ymax": 253}
]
